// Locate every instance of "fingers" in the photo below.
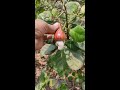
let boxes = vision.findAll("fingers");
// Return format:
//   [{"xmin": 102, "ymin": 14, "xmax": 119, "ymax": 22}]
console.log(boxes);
[
  {"xmin": 35, "ymin": 19, "xmax": 60, "ymax": 35},
  {"xmin": 35, "ymin": 19, "xmax": 47, "ymax": 36},
  {"xmin": 46, "ymin": 22, "xmax": 60, "ymax": 34},
  {"xmin": 44, "ymin": 34, "xmax": 53, "ymax": 40},
  {"xmin": 35, "ymin": 19, "xmax": 61, "ymax": 50},
  {"xmin": 35, "ymin": 38, "xmax": 44, "ymax": 50}
]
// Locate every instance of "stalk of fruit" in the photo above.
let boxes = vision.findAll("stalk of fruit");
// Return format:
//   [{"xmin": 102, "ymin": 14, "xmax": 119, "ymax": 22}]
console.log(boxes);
[{"xmin": 54, "ymin": 24, "xmax": 66, "ymax": 50}]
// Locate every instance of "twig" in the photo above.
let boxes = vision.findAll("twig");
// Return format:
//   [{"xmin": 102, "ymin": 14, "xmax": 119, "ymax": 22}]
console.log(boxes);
[
  {"xmin": 63, "ymin": 21, "xmax": 66, "ymax": 30},
  {"xmin": 60, "ymin": 0, "xmax": 69, "ymax": 39},
  {"xmin": 56, "ymin": 11, "xmax": 64, "ymax": 19}
]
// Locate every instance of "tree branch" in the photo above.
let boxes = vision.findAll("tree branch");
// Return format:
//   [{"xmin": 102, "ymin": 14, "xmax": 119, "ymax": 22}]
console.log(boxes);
[{"xmin": 60, "ymin": 0, "xmax": 69, "ymax": 39}]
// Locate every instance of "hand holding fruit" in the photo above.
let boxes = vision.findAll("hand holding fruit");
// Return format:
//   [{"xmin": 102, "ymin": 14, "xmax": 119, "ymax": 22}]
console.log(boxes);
[
  {"xmin": 35, "ymin": 19, "xmax": 66, "ymax": 50},
  {"xmin": 35, "ymin": 19, "xmax": 60, "ymax": 50}
]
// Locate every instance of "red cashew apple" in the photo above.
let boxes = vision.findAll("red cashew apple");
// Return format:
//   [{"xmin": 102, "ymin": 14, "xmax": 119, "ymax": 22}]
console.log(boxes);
[
  {"xmin": 54, "ymin": 26, "xmax": 66, "ymax": 50},
  {"xmin": 54, "ymin": 28, "xmax": 66, "ymax": 41}
]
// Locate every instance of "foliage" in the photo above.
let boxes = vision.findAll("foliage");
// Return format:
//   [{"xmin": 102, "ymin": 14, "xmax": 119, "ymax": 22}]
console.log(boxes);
[{"xmin": 35, "ymin": 0, "xmax": 85, "ymax": 89}]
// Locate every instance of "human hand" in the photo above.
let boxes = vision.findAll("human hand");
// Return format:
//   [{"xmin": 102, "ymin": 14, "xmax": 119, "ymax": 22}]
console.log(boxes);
[{"xmin": 35, "ymin": 19, "xmax": 60, "ymax": 50}]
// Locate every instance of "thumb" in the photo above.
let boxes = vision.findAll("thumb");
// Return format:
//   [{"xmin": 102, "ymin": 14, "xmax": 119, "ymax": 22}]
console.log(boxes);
[{"xmin": 46, "ymin": 22, "xmax": 60, "ymax": 34}]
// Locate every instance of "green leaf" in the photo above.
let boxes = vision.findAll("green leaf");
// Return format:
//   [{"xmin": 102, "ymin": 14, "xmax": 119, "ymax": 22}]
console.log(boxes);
[
  {"xmin": 48, "ymin": 50, "xmax": 69, "ymax": 77},
  {"xmin": 72, "ymin": 72, "xmax": 76, "ymax": 76},
  {"xmin": 36, "ymin": 6, "xmax": 45, "ymax": 14},
  {"xmin": 37, "ymin": 11, "xmax": 52, "ymax": 21},
  {"xmin": 55, "ymin": 1, "xmax": 63, "ymax": 9},
  {"xmin": 68, "ymin": 14, "xmax": 76, "ymax": 23},
  {"xmin": 65, "ymin": 40, "xmax": 80, "ymax": 51},
  {"xmin": 80, "ymin": 5, "xmax": 85, "ymax": 14},
  {"xmin": 60, "ymin": 13, "xmax": 66, "ymax": 19},
  {"xmin": 78, "ymin": 71, "xmax": 85, "ymax": 80},
  {"xmin": 80, "ymin": 16, "xmax": 85, "ymax": 28},
  {"xmin": 72, "ymin": 17, "xmax": 81, "ymax": 27},
  {"xmin": 57, "ymin": 83, "xmax": 68, "ymax": 90},
  {"xmin": 39, "ymin": 71, "xmax": 45, "ymax": 82},
  {"xmin": 65, "ymin": 49, "xmax": 85, "ymax": 70},
  {"xmin": 82, "ymin": 82, "xmax": 85, "ymax": 90},
  {"xmin": 68, "ymin": 76, "xmax": 73, "ymax": 81},
  {"xmin": 69, "ymin": 25, "xmax": 85, "ymax": 42},
  {"xmin": 65, "ymin": 1, "xmax": 81, "ymax": 14},
  {"xmin": 49, "ymin": 79, "xmax": 57, "ymax": 89},
  {"xmin": 65, "ymin": 68, "xmax": 72, "ymax": 77},
  {"xmin": 46, "ymin": 20, "xmax": 55, "ymax": 24},
  {"xmin": 40, "ymin": 44, "xmax": 56, "ymax": 57},
  {"xmin": 75, "ymin": 78, "xmax": 80, "ymax": 83},
  {"xmin": 35, "ymin": 71, "xmax": 49, "ymax": 90},
  {"xmin": 76, "ymin": 41, "xmax": 85, "ymax": 51},
  {"xmin": 75, "ymin": 72, "xmax": 84, "ymax": 84},
  {"xmin": 52, "ymin": 8, "xmax": 59, "ymax": 17}
]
